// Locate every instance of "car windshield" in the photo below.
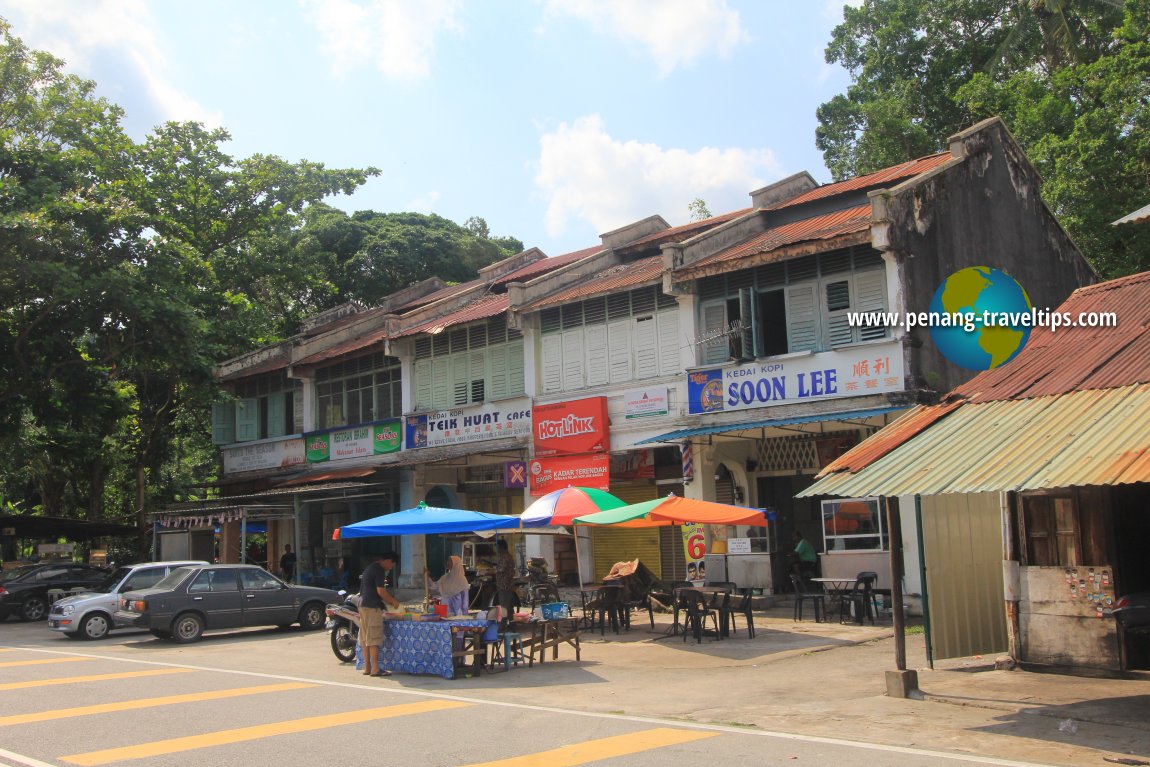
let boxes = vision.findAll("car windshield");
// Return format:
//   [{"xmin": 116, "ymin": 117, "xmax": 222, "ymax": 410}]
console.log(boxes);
[
  {"xmin": 0, "ymin": 565, "xmax": 40, "ymax": 583},
  {"xmin": 149, "ymin": 566, "xmax": 195, "ymax": 591},
  {"xmin": 93, "ymin": 567, "xmax": 133, "ymax": 593}
]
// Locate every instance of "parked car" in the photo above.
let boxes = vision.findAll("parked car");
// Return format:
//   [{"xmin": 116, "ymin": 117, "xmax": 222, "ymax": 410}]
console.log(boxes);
[
  {"xmin": 0, "ymin": 563, "xmax": 108, "ymax": 622},
  {"xmin": 1113, "ymin": 592, "xmax": 1150, "ymax": 633},
  {"xmin": 47, "ymin": 560, "xmax": 207, "ymax": 639},
  {"xmin": 114, "ymin": 564, "xmax": 338, "ymax": 643}
]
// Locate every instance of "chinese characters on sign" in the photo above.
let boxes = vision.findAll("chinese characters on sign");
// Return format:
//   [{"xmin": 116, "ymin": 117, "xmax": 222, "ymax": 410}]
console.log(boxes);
[{"xmin": 405, "ymin": 399, "xmax": 532, "ymax": 449}]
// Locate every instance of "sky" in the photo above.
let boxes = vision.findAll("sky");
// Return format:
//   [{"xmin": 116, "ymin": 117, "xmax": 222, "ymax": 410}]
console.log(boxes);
[{"xmin": 6, "ymin": 0, "xmax": 862, "ymax": 258}]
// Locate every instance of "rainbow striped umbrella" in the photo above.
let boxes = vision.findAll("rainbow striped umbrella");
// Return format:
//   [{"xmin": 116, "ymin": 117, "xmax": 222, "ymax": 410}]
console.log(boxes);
[{"xmin": 519, "ymin": 487, "xmax": 626, "ymax": 527}]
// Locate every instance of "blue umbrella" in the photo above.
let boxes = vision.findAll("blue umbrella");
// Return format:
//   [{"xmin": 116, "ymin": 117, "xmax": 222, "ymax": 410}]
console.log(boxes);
[{"xmin": 337, "ymin": 503, "xmax": 514, "ymax": 538}]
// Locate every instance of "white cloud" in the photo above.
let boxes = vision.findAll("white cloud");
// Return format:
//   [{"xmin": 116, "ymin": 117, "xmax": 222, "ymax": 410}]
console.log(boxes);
[
  {"xmin": 4, "ymin": 0, "xmax": 220, "ymax": 127},
  {"xmin": 543, "ymin": 0, "xmax": 747, "ymax": 76},
  {"xmin": 302, "ymin": 0, "xmax": 462, "ymax": 79},
  {"xmin": 534, "ymin": 115, "xmax": 782, "ymax": 238}
]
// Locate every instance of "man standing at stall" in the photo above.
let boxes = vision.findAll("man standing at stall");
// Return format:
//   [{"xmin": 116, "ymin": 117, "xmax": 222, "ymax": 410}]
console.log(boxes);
[
  {"xmin": 279, "ymin": 544, "xmax": 297, "ymax": 582},
  {"xmin": 359, "ymin": 551, "xmax": 401, "ymax": 677}
]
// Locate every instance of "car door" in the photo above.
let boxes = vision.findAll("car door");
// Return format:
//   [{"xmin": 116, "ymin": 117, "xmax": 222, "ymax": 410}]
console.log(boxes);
[
  {"xmin": 239, "ymin": 567, "xmax": 298, "ymax": 627},
  {"xmin": 186, "ymin": 569, "xmax": 243, "ymax": 628}
]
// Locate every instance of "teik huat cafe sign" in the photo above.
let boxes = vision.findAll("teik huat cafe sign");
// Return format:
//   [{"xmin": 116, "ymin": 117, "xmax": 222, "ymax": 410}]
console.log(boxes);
[{"xmin": 306, "ymin": 420, "xmax": 402, "ymax": 463}]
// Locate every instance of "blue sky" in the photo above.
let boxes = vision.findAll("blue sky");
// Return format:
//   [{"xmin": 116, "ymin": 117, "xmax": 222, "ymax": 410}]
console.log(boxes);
[{"xmin": 7, "ymin": 0, "xmax": 861, "ymax": 258}]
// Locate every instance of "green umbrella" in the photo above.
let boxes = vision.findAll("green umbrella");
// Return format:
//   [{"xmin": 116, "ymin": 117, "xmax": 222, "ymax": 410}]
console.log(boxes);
[{"xmin": 573, "ymin": 497, "xmax": 670, "ymax": 527}]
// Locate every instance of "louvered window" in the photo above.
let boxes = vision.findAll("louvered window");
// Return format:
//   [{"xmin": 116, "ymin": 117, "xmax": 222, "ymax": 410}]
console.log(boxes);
[{"xmin": 410, "ymin": 316, "xmax": 525, "ymax": 409}]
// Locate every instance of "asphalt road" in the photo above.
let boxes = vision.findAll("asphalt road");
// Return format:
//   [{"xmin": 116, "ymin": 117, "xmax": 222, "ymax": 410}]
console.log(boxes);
[{"xmin": 0, "ymin": 619, "xmax": 1054, "ymax": 767}]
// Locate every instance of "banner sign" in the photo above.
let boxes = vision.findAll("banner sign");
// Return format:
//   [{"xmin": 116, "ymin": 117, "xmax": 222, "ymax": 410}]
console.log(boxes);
[
  {"xmin": 305, "ymin": 420, "xmax": 402, "ymax": 463},
  {"xmin": 686, "ymin": 340, "xmax": 905, "ymax": 415},
  {"xmin": 623, "ymin": 386, "xmax": 668, "ymax": 419},
  {"xmin": 222, "ymin": 437, "xmax": 306, "ymax": 474},
  {"xmin": 504, "ymin": 461, "xmax": 528, "ymax": 489},
  {"xmin": 610, "ymin": 449, "xmax": 654, "ymax": 480},
  {"xmin": 681, "ymin": 523, "xmax": 705, "ymax": 583},
  {"xmin": 533, "ymin": 396, "xmax": 610, "ymax": 457},
  {"xmin": 405, "ymin": 398, "xmax": 532, "ymax": 449},
  {"xmin": 529, "ymin": 453, "xmax": 610, "ymax": 494}
]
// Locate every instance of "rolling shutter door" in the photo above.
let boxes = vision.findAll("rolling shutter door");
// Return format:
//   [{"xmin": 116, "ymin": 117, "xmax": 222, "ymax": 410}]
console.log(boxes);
[{"xmin": 591, "ymin": 484, "xmax": 661, "ymax": 580}]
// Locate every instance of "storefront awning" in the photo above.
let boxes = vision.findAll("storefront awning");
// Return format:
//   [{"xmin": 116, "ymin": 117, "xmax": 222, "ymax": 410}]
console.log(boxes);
[
  {"xmin": 798, "ymin": 384, "xmax": 1150, "ymax": 498},
  {"xmin": 634, "ymin": 406, "xmax": 905, "ymax": 445},
  {"xmin": 275, "ymin": 466, "xmax": 377, "ymax": 487}
]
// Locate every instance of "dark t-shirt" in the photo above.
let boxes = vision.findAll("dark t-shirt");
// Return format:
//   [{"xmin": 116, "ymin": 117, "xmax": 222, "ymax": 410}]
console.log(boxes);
[
  {"xmin": 279, "ymin": 552, "xmax": 297, "ymax": 576},
  {"xmin": 360, "ymin": 560, "xmax": 390, "ymax": 609}
]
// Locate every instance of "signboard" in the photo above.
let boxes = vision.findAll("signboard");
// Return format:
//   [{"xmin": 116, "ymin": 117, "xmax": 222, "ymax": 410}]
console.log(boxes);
[
  {"xmin": 623, "ymin": 386, "xmax": 669, "ymax": 419},
  {"xmin": 504, "ymin": 461, "xmax": 527, "ymax": 489},
  {"xmin": 610, "ymin": 450, "xmax": 654, "ymax": 480},
  {"xmin": 686, "ymin": 340, "xmax": 905, "ymax": 415},
  {"xmin": 726, "ymin": 537, "xmax": 752, "ymax": 554},
  {"xmin": 305, "ymin": 420, "xmax": 402, "ymax": 463},
  {"xmin": 405, "ymin": 398, "xmax": 532, "ymax": 449},
  {"xmin": 533, "ymin": 396, "xmax": 610, "ymax": 457},
  {"xmin": 682, "ymin": 523, "xmax": 705, "ymax": 583},
  {"xmin": 222, "ymin": 437, "xmax": 306, "ymax": 474},
  {"xmin": 529, "ymin": 453, "xmax": 610, "ymax": 494}
]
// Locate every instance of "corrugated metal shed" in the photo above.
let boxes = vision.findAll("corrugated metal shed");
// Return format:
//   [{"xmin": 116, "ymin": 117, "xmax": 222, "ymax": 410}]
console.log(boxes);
[
  {"xmin": 799, "ymin": 383, "xmax": 1150, "ymax": 497},
  {"xmin": 1112, "ymin": 202, "xmax": 1150, "ymax": 226},
  {"xmin": 770, "ymin": 154, "xmax": 952, "ymax": 210},
  {"xmin": 817, "ymin": 401, "xmax": 964, "ymax": 475},
  {"xmin": 674, "ymin": 204, "xmax": 872, "ymax": 277},
  {"xmin": 521, "ymin": 256, "xmax": 664, "ymax": 311},
  {"xmin": 394, "ymin": 294, "xmax": 509, "ymax": 337}
]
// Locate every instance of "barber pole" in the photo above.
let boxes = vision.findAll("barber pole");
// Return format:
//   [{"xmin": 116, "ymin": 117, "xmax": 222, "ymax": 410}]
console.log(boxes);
[{"xmin": 681, "ymin": 441, "xmax": 694, "ymax": 483}]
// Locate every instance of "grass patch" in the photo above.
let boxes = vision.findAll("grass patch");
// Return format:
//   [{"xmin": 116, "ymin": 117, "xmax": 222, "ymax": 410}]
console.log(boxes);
[{"xmin": 904, "ymin": 624, "xmax": 924, "ymax": 635}]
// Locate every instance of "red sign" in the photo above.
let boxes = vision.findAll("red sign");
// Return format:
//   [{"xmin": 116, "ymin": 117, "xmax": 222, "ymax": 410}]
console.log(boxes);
[
  {"xmin": 533, "ymin": 397, "xmax": 610, "ymax": 457},
  {"xmin": 529, "ymin": 453, "xmax": 610, "ymax": 494}
]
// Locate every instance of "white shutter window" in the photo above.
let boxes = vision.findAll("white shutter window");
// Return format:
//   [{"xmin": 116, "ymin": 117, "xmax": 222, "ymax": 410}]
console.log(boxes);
[
  {"xmin": 854, "ymin": 269, "xmax": 888, "ymax": 341},
  {"xmin": 488, "ymin": 344, "xmax": 508, "ymax": 400},
  {"xmin": 507, "ymin": 341, "xmax": 525, "ymax": 396},
  {"xmin": 701, "ymin": 301, "xmax": 727, "ymax": 365},
  {"xmin": 657, "ymin": 310, "xmax": 680, "ymax": 376},
  {"xmin": 265, "ymin": 392, "xmax": 286, "ymax": 438},
  {"xmin": 431, "ymin": 357, "xmax": 451, "ymax": 409},
  {"xmin": 211, "ymin": 402, "xmax": 236, "ymax": 445},
  {"xmin": 739, "ymin": 287, "xmax": 759, "ymax": 359},
  {"xmin": 585, "ymin": 324, "xmax": 609, "ymax": 386},
  {"xmin": 786, "ymin": 284, "xmax": 819, "ymax": 353},
  {"xmin": 235, "ymin": 397, "xmax": 259, "ymax": 442},
  {"xmin": 825, "ymin": 279, "xmax": 855, "ymax": 347},
  {"xmin": 414, "ymin": 359, "xmax": 432, "ymax": 411},
  {"xmin": 469, "ymin": 350, "xmax": 486, "ymax": 403},
  {"xmin": 562, "ymin": 329, "xmax": 585, "ymax": 391},
  {"xmin": 607, "ymin": 319, "xmax": 632, "ymax": 384},
  {"xmin": 634, "ymin": 315, "xmax": 658, "ymax": 379},
  {"xmin": 541, "ymin": 334, "xmax": 563, "ymax": 394}
]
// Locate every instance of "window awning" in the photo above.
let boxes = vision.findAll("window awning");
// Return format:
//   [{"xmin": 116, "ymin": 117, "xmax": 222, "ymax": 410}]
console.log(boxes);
[{"xmin": 634, "ymin": 406, "xmax": 905, "ymax": 444}]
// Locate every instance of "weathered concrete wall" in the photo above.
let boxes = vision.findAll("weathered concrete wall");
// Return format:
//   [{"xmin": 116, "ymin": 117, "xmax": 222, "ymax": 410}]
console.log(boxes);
[
  {"xmin": 875, "ymin": 118, "xmax": 1096, "ymax": 394},
  {"xmin": 1019, "ymin": 566, "xmax": 1121, "ymax": 671}
]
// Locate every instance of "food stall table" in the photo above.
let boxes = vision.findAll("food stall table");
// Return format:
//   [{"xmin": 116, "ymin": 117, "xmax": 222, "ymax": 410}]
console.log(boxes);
[
  {"xmin": 809, "ymin": 577, "xmax": 855, "ymax": 622},
  {"xmin": 360, "ymin": 618, "xmax": 494, "ymax": 679},
  {"xmin": 520, "ymin": 619, "xmax": 581, "ymax": 663}
]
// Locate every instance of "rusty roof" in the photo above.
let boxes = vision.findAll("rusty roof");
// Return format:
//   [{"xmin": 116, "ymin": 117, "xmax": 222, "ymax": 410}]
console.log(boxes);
[
  {"xmin": 395, "ymin": 293, "xmax": 509, "ymax": 337},
  {"xmin": 496, "ymin": 246, "xmax": 603, "ymax": 285},
  {"xmin": 218, "ymin": 351, "xmax": 290, "ymax": 382},
  {"xmin": 800, "ymin": 384, "xmax": 1150, "ymax": 497},
  {"xmin": 393, "ymin": 279, "xmax": 483, "ymax": 313},
  {"xmin": 816, "ymin": 400, "xmax": 965, "ymax": 476},
  {"xmin": 292, "ymin": 326, "xmax": 390, "ymax": 368},
  {"xmin": 674, "ymin": 204, "xmax": 872, "ymax": 277},
  {"xmin": 771, "ymin": 154, "xmax": 952, "ymax": 210},
  {"xmin": 520, "ymin": 256, "xmax": 665, "ymax": 312},
  {"xmin": 953, "ymin": 270, "xmax": 1150, "ymax": 403},
  {"xmin": 623, "ymin": 209, "xmax": 752, "ymax": 251}
]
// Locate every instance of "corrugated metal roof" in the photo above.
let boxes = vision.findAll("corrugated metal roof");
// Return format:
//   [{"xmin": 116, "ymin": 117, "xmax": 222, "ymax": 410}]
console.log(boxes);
[
  {"xmin": 817, "ymin": 400, "xmax": 965, "ymax": 475},
  {"xmin": 496, "ymin": 246, "xmax": 602, "ymax": 285},
  {"xmin": 218, "ymin": 353, "xmax": 290, "ymax": 382},
  {"xmin": 634, "ymin": 406, "xmax": 905, "ymax": 444},
  {"xmin": 521, "ymin": 256, "xmax": 664, "ymax": 312},
  {"xmin": 292, "ymin": 327, "xmax": 389, "ymax": 368},
  {"xmin": 276, "ymin": 467, "xmax": 376, "ymax": 487},
  {"xmin": 1112, "ymin": 202, "xmax": 1150, "ymax": 226},
  {"xmin": 799, "ymin": 384, "xmax": 1150, "ymax": 497},
  {"xmin": 953, "ymin": 271, "xmax": 1150, "ymax": 403},
  {"xmin": 394, "ymin": 279, "xmax": 482, "ymax": 313},
  {"xmin": 624, "ymin": 209, "xmax": 751, "ymax": 250},
  {"xmin": 395, "ymin": 293, "xmax": 509, "ymax": 337},
  {"xmin": 675, "ymin": 204, "xmax": 872, "ymax": 276},
  {"xmin": 771, "ymin": 154, "xmax": 952, "ymax": 210}
]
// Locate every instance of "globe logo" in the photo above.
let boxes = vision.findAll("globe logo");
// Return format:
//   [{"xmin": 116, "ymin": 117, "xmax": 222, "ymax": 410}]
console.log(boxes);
[{"xmin": 929, "ymin": 266, "xmax": 1033, "ymax": 371}]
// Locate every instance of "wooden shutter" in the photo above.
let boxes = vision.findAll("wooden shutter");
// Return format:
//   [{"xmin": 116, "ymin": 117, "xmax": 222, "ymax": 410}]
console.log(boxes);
[
  {"xmin": 265, "ymin": 392, "xmax": 286, "ymax": 438},
  {"xmin": 413, "ymin": 359, "xmax": 432, "ymax": 411},
  {"xmin": 701, "ymin": 300, "xmax": 727, "ymax": 365},
  {"xmin": 607, "ymin": 319, "xmax": 632, "ymax": 383},
  {"xmin": 235, "ymin": 398, "xmax": 258, "ymax": 442},
  {"xmin": 739, "ymin": 287, "xmax": 760, "ymax": 359},
  {"xmin": 786, "ymin": 284, "xmax": 818, "ymax": 353},
  {"xmin": 507, "ymin": 341, "xmax": 525, "ymax": 396},
  {"xmin": 541, "ymin": 334, "xmax": 563, "ymax": 394},
  {"xmin": 562, "ymin": 329, "xmax": 584, "ymax": 391},
  {"xmin": 657, "ymin": 310, "xmax": 680, "ymax": 376},
  {"xmin": 854, "ymin": 268, "xmax": 888, "ymax": 341},
  {"xmin": 633, "ymin": 316, "xmax": 658, "ymax": 379},
  {"xmin": 488, "ymin": 344, "xmax": 508, "ymax": 400},
  {"xmin": 825, "ymin": 279, "xmax": 855, "ymax": 347},
  {"xmin": 585, "ymin": 324, "xmax": 609, "ymax": 386},
  {"xmin": 430, "ymin": 357, "xmax": 451, "ymax": 409},
  {"xmin": 452, "ymin": 354, "xmax": 470, "ymax": 405},
  {"xmin": 211, "ymin": 402, "xmax": 236, "ymax": 445}
]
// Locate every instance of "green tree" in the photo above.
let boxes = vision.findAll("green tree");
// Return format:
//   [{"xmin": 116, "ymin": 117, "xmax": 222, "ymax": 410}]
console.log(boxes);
[{"xmin": 688, "ymin": 198, "xmax": 713, "ymax": 221}]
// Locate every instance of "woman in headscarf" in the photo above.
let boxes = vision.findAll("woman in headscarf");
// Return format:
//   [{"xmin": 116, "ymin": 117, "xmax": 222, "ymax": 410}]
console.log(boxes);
[{"xmin": 424, "ymin": 555, "xmax": 470, "ymax": 616}]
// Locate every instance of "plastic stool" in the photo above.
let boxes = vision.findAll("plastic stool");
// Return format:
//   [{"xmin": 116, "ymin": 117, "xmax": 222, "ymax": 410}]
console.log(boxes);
[{"xmin": 490, "ymin": 631, "xmax": 529, "ymax": 671}]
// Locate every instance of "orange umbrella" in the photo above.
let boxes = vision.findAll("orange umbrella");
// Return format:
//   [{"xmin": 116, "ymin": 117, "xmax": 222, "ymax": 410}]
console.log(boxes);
[{"xmin": 575, "ymin": 494, "xmax": 767, "ymax": 527}]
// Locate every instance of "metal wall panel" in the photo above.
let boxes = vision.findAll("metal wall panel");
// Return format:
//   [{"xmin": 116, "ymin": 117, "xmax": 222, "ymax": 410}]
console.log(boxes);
[{"xmin": 921, "ymin": 492, "xmax": 1008, "ymax": 660}]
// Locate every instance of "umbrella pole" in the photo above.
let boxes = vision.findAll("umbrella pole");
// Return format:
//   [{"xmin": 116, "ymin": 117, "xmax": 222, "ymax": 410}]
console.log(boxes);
[{"xmin": 574, "ymin": 527, "xmax": 585, "ymax": 588}]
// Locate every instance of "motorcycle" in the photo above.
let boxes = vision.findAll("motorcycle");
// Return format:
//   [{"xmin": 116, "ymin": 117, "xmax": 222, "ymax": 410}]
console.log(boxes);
[{"xmin": 325, "ymin": 591, "xmax": 361, "ymax": 663}]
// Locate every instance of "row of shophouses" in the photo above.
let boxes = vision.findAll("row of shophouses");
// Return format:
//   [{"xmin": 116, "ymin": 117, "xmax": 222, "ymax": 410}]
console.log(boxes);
[{"xmin": 162, "ymin": 117, "xmax": 1144, "ymax": 672}]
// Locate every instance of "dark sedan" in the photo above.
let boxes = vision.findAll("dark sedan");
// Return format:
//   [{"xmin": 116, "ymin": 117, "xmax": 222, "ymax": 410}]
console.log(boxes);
[
  {"xmin": 114, "ymin": 564, "xmax": 338, "ymax": 643},
  {"xmin": 0, "ymin": 563, "xmax": 108, "ymax": 621}
]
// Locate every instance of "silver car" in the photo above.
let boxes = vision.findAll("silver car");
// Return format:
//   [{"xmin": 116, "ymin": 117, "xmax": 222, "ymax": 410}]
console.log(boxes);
[{"xmin": 47, "ymin": 561, "xmax": 207, "ymax": 640}]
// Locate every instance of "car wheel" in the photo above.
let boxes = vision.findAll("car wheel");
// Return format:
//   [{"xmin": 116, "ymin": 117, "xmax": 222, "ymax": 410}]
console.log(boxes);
[
  {"xmin": 79, "ymin": 612, "xmax": 112, "ymax": 640},
  {"xmin": 171, "ymin": 613, "xmax": 204, "ymax": 643},
  {"xmin": 21, "ymin": 596, "xmax": 48, "ymax": 622},
  {"xmin": 298, "ymin": 602, "xmax": 325, "ymax": 631},
  {"xmin": 150, "ymin": 629, "xmax": 172, "ymax": 640}
]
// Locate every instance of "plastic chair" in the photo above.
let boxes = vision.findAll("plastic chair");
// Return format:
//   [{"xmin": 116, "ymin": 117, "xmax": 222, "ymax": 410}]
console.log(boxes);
[
  {"xmin": 840, "ymin": 571, "xmax": 879, "ymax": 624},
  {"xmin": 679, "ymin": 589, "xmax": 718, "ymax": 643},
  {"xmin": 590, "ymin": 586, "xmax": 626, "ymax": 635},
  {"xmin": 791, "ymin": 574, "xmax": 826, "ymax": 623},
  {"xmin": 724, "ymin": 588, "xmax": 756, "ymax": 638},
  {"xmin": 668, "ymin": 580, "xmax": 694, "ymax": 635}
]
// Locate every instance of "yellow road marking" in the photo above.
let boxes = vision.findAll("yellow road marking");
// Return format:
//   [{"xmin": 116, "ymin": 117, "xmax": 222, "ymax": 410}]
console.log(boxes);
[
  {"xmin": 0, "ymin": 668, "xmax": 195, "ymax": 691},
  {"xmin": 0, "ymin": 682, "xmax": 314, "ymax": 726},
  {"xmin": 61, "ymin": 700, "xmax": 471, "ymax": 765},
  {"xmin": 0, "ymin": 657, "xmax": 90, "ymax": 668},
  {"xmin": 461, "ymin": 728, "xmax": 720, "ymax": 767}
]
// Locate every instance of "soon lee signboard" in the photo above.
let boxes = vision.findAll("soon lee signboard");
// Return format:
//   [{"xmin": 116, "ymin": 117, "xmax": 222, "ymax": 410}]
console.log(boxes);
[{"xmin": 533, "ymin": 396, "xmax": 610, "ymax": 457}]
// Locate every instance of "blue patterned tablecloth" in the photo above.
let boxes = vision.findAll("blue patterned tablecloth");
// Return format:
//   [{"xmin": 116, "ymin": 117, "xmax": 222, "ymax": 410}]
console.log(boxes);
[{"xmin": 358, "ymin": 619, "xmax": 493, "ymax": 679}]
